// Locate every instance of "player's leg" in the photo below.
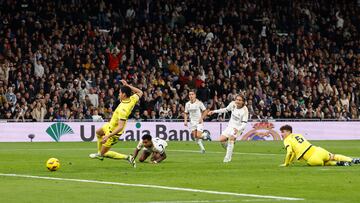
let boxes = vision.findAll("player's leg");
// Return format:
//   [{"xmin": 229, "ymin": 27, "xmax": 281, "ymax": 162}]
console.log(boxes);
[
  {"xmin": 219, "ymin": 135, "xmax": 228, "ymax": 149},
  {"xmin": 313, "ymin": 147, "xmax": 351, "ymax": 166},
  {"xmin": 139, "ymin": 150, "xmax": 152, "ymax": 162},
  {"xmin": 151, "ymin": 152, "xmax": 167, "ymax": 163},
  {"xmin": 224, "ymin": 135, "xmax": 236, "ymax": 163},
  {"xmin": 101, "ymin": 137, "xmax": 136, "ymax": 167},
  {"xmin": 89, "ymin": 124, "xmax": 108, "ymax": 158},
  {"xmin": 96, "ymin": 125, "xmax": 106, "ymax": 153},
  {"xmin": 330, "ymin": 153, "xmax": 352, "ymax": 162},
  {"xmin": 195, "ymin": 124, "xmax": 206, "ymax": 153},
  {"xmin": 307, "ymin": 155, "xmax": 324, "ymax": 166}
]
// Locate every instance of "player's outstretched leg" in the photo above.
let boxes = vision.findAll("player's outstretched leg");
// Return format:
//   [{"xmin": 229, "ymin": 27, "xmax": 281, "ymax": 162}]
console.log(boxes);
[
  {"xmin": 331, "ymin": 154, "xmax": 353, "ymax": 162},
  {"xmin": 101, "ymin": 147, "xmax": 136, "ymax": 168},
  {"xmin": 224, "ymin": 136, "xmax": 235, "ymax": 163},
  {"xmin": 352, "ymin": 158, "xmax": 360, "ymax": 164}
]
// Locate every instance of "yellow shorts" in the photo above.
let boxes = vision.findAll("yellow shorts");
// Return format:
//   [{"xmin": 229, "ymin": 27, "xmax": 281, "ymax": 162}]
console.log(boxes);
[
  {"xmin": 302, "ymin": 146, "xmax": 331, "ymax": 166},
  {"xmin": 101, "ymin": 123, "xmax": 121, "ymax": 148}
]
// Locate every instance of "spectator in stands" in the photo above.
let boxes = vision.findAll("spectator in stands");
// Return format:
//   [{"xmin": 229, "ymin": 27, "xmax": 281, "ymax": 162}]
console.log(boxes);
[{"xmin": 0, "ymin": 0, "xmax": 359, "ymax": 122}]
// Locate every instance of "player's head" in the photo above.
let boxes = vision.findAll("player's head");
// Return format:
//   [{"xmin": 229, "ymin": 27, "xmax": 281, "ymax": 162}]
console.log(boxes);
[
  {"xmin": 280, "ymin": 125, "xmax": 292, "ymax": 138},
  {"xmin": 142, "ymin": 134, "xmax": 153, "ymax": 148},
  {"xmin": 189, "ymin": 89, "xmax": 197, "ymax": 101},
  {"xmin": 119, "ymin": 86, "xmax": 132, "ymax": 100},
  {"xmin": 235, "ymin": 95, "xmax": 245, "ymax": 108}
]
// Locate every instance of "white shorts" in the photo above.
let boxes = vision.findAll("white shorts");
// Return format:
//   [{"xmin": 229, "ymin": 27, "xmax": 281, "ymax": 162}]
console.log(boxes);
[
  {"xmin": 190, "ymin": 122, "xmax": 204, "ymax": 132},
  {"xmin": 222, "ymin": 126, "xmax": 242, "ymax": 138}
]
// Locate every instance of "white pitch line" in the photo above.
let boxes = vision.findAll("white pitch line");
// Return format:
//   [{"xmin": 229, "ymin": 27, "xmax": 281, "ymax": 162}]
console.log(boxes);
[
  {"xmin": 0, "ymin": 173, "xmax": 304, "ymax": 201},
  {"xmin": 134, "ymin": 200, "xmax": 236, "ymax": 203}
]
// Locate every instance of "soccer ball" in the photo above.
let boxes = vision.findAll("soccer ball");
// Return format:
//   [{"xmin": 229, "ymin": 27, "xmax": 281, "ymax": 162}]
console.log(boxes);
[{"xmin": 46, "ymin": 158, "xmax": 60, "ymax": 171}]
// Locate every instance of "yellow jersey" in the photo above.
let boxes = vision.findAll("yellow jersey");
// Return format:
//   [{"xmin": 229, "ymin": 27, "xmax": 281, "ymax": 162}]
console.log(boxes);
[
  {"xmin": 108, "ymin": 94, "xmax": 140, "ymax": 134},
  {"xmin": 283, "ymin": 133, "xmax": 312, "ymax": 160}
]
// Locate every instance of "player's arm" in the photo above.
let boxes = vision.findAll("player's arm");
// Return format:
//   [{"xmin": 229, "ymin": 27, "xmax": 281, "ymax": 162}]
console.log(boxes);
[
  {"xmin": 208, "ymin": 102, "xmax": 233, "ymax": 115},
  {"xmin": 199, "ymin": 102, "xmax": 208, "ymax": 123},
  {"xmin": 238, "ymin": 106, "xmax": 249, "ymax": 132},
  {"xmin": 121, "ymin": 80, "xmax": 143, "ymax": 98},
  {"xmin": 101, "ymin": 120, "xmax": 126, "ymax": 143},
  {"xmin": 153, "ymin": 152, "xmax": 167, "ymax": 164},
  {"xmin": 133, "ymin": 141, "xmax": 143, "ymax": 159},
  {"xmin": 281, "ymin": 145, "xmax": 295, "ymax": 167},
  {"xmin": 184, "ymin": 103, "xmax": 189, "ymax": 126}
]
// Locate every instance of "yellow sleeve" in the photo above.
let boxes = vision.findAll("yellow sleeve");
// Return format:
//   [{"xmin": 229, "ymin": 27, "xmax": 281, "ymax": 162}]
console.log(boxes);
[
  {"xmin": 283, "ymin": 139, "xmax": 294, "ymax": 166},
  {"xmin": 130, "ymin": 94, "xmax": 140, "ymax": 105}
]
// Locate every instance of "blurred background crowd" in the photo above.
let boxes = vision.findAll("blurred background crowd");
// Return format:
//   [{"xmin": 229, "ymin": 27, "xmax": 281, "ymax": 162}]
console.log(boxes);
[{"xmin": 0, "ymin": 0, "xmax": 359, "ymax": 122}]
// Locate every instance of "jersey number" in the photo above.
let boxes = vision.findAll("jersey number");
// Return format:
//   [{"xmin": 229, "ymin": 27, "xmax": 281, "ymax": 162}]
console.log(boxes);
[
  {"xmin": 159, "ymin": 144, "xmax": 164, "ymax": 149},
  {"xmin": 295, "ymin": 136, "xmax": 304, "ymax": 144}
]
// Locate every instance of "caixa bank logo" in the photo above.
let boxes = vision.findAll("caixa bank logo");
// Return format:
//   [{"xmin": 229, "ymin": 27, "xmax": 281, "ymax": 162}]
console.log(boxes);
[
  {"xmin": 241, "ymin": 122, "xmax": 281, "ymax": 141},
  {"xmin": 79, "ymin": 122, "xmax": 196, "ymax": 141},
  {"xmin": 46, "ymin": 123, "xmax": 74, "ymax": 142}
]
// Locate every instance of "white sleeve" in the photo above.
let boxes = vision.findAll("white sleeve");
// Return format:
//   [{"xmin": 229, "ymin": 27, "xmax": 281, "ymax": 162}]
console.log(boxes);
[
  {"xmin": 239, "ymin": 107, "xmax": 249, "ymax": 132},
  {"xmin": 199, "ymin": 101, "xmax": 206, "ymax": 111},
  {"xmin": 136, "ymin": 140, "xmax": 144, "ymax": 150},
  {"xmin": 213, "ymin": 102, "xmax": 233, "ymax": 114}
]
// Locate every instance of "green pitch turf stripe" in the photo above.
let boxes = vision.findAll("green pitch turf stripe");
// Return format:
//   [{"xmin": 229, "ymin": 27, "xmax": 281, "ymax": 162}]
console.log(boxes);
[
  {"xmin": 0, "ymin": 148, "xmax": 282, "ymax": 156},
  {"xmin": 0, "ymin": 173, "xmax": 304, "ymax": 201},
  {"xmin": 169, "ymin": 150, "xmax": 282, "ymax": 156}
]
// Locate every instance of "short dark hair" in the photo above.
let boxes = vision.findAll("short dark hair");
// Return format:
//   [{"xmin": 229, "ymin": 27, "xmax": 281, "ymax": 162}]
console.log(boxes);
[
  {"xmin": 142, "ymin": 134, "xmax": 152, "ymax": 141},
  {"xmin": 280, "ymin": 125, "xmax": 292, "ymax": 133},
  {"xmin": 236, "ymin": 94, "xmax": 245, "ymax": 101},
  {"xmin": 120, "ymin": 86, "xmax": 132, "ymax": 97},
  {"xmin": 189, "ymin": 89, "xmax": 197, "ymax": 94}
]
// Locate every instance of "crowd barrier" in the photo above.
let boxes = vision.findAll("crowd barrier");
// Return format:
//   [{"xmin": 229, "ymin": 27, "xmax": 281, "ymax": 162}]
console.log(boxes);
[{"xmin": 1, "ymin": 121, "xmax": 360, "ymax": 142}]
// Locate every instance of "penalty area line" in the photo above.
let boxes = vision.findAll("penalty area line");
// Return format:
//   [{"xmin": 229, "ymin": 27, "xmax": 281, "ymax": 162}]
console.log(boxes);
[{"xmin": 0, "ymin": 173, "xmax": 304, "ymax": 201}]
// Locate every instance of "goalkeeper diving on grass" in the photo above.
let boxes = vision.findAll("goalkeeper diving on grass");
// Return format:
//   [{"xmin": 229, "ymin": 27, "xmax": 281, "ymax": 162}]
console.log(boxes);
[
  {"xmin": 280, "ymin": 125, "xmax": 360, "ymax": 167},
  {"xmin": 89, "ymin": 80, "xmax": 143, "ymax": 168}
]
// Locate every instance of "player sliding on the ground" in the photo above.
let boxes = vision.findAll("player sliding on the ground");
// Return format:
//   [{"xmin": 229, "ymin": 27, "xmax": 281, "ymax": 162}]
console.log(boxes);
[
  {"xmin": 208, "ymin": 95, "xmax": 249, "ymax": 162},
  {"xmin": 280, "ymin": 125, "xmax": 360, "ymax": 166},
  {"xmin": 133, "ymin": 135, "xmax": 168, "ymax": 164},
  {"xmin": 89, "ymin": 80, "xmax": 143, "ymax": 167},
  {"xmin": 184, "ymin": 90, "xmax": 210, "ymax": 153}
]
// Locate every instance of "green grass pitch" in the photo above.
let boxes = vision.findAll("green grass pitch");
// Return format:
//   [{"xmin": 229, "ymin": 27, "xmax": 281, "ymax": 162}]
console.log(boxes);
[{"xmin": 0, "ymin": 140, "xmax": 360, "ymax": 203}]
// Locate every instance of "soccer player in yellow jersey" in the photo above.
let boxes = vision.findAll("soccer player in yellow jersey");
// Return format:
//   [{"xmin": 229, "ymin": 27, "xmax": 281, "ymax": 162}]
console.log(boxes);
[
  {"xmin": 89, "ymin": 80, "xmax": 143, "ymax": 167},
  {"xmin": 280, "ymin": 125, "xmax": 360, "ymax": 167}
]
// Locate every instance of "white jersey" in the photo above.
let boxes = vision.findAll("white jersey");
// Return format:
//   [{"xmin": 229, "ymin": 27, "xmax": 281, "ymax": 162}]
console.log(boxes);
[
  {"xmin": 213, "ymin": 101, "xmax": 249, "ymax": 131},
  {"xmin": 136, "ymin": 137, "xmax": 168, "ymax": 154},
  {"xmin": 185, "ymin": 99, "xmax": 206, "ymax": 122}
]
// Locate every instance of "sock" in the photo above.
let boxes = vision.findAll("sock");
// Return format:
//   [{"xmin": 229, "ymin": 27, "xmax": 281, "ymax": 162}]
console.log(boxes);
[
  {"xmin": 333, "ymin": 154, "xmax": 352, "ymax": 162},
  {"xmin": 96, "ymin": 134, "xmax": 102, "ymax": 154},
  {"xmin": 335, "ymin": 161, "xmax": 351, "ymax": 166},
  {"xmin": 221, "ymin": 142, "xmax": 227, "ymax": 149},
  {"xmin": 201, "ymin": 133, "xmax": 206, "ymax": 140},
  {"xmin": 324, "ymin": 161, "xmax": 337, "ymax": 166},
  {"xmin": 225, "ymin": 141, "xmax": 234, "ymax": 161},
  {"xmin": 104, "ymin": 151, "xmax": 128, "ymax": 160},
  {"xmin": 196, "ymin": 139, "xmax": 205, "ymax": 151}
]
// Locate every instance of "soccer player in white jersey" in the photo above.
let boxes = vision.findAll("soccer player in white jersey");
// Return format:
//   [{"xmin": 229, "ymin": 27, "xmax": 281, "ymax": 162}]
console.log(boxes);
[
  {"xmin": 208, "ymin": 95, "xmax": 249, "ymax": 162},
  {"xmin": 133, "ymin": 134, "xmax": 168, "ymax": 164},
  {"xmin": 184, "ymin": 90, "xmax": 210, "ymax": 153}
]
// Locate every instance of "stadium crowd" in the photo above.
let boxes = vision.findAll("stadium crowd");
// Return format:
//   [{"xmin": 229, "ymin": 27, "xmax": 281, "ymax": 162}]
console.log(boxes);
[{"xmin": 0, "ymin": 0, "xmax": 359, "ymax": 122}]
